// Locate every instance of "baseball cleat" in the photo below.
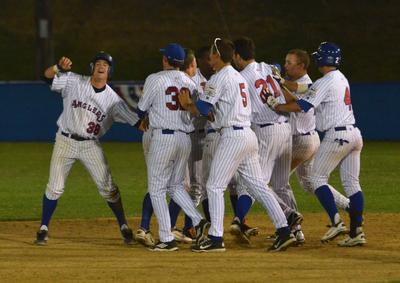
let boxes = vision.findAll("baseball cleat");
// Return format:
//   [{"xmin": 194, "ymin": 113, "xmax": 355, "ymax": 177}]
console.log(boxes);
[
  {"xmin": 293, "ymin": 229, "xmax": 306, "ymax": 245},
  {"xmin": 267, "ymin": 233, "xmax": 296, "ymax": 252},
  {"xmin": 136, "ymin": 228, "xmax": 155, "ymax": 247},
  {"xmin": 120, "ymin": 224, "xmax": 136, "ymax": 245},
  {"xmin": 192, "ymin": 238, "xmax": 226, "ymax": 253},
  {"xmin": 266, "ymin": 231, "xmax": 278, "ymax": 241},
  {"xmin": 287, "ymin": 211, "xmax": 304, "ymax": 230},
  {"xmin": 338, "ymin": 228, "xmax": 366, "ymax": 247},
  {"xmin": 150, "ymin": 240, "xmax": 179, "ymax": 252},
  {"xmin": 195, "ymin": 219, "xmax": 210, "ymax": 245},
  {"xmin": 321, "ymin": 221, "xmax": 348, "ymax": 243},
  {"xmin": 172, "ymin": 227, "xmax": 192, "ymax": 244},
  {"xmin": 230, "ymin": 219, "xmax": 259, "ymax": 244},
  {"xmin": 35, "ymin": 227, "xmax": 49, "ymax": 246}
]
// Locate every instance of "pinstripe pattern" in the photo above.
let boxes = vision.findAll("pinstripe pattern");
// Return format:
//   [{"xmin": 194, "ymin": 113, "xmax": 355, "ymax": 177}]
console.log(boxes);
[
  {"xmin": 304, "ymin": 70, "xmax": 355, "ymax": 132},
  {"xmin": 240, "ymin": 61, "xmax": 297, "ymax": 211},
  {"xmin": 289, "ymin": 74, "xmax": 314, "ymax": 135},
  {"xmin": 139, "ymin": 70, "xmax": 202, "ymax": 242},
  {"xmin": 45, "ymin": 72, "xmax": 139, "ymax": 202},
  {"xmin": 199, "ymin": 65, "xmax": 288, "ymax": 237},
  {"xmin": 305, "ymin": 70, "xmax": 363, "ymax": 198}
]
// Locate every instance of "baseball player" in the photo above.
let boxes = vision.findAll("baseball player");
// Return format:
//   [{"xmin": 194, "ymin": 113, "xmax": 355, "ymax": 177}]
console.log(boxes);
[
  {"xmin": 231, "ymin": 37, "xmax": 303, "ymax": 239},
  {"xmin": 137, "ymin": 43, "xmax": 209, "ymax": 252},
  {"xmin": 281, "ymin": 49, "xmax": 350, "ymax": 243},
  {"xmin": 179, "ymin": 38, "xmax": 296, "ymax": 252},
  {"xmin": 268, "ymin": 42, "xmax": 366, "ymax": 247},
  {"xmin": 35, "ymin": 52, "xmax": 140, "ymax": 246}
]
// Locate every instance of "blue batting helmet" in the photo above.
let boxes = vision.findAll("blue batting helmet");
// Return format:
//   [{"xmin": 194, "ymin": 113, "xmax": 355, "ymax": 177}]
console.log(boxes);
[
  {"xmin": 90, "ymin": 51, "xmax": 114, "ymax": 77},
  {"xmin": 311, "ymin": 42, "xmax": 341, "ymax": 67}
]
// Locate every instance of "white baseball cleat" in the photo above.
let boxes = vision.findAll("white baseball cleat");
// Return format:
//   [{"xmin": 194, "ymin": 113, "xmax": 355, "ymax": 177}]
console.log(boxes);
[
  {"xmin": 321, "ymin": 221, "xmax": 348, "ymax": 243},
  {"xmin": 172, "ymin": 227, "xmax": 192, "ymax": 244},
  {"xmin": 136, "ymin": 228, "xmax": 155, "ymax": 247},
  {"xmin": 338, "ymin": 228, "xmax": 366, "ymax": 247}
]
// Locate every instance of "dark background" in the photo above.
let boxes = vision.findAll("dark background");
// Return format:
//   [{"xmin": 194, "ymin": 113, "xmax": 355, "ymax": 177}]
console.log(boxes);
[{"xmin": 1, "ymin": 0, "xmax": 399, "ymax": 82}]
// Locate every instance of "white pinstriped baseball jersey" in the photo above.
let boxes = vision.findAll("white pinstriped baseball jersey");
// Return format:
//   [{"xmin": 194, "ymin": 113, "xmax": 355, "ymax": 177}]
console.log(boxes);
[
  {"xmin": 138, "ymin": 70, "xmax": 196, "ymax": 133},
  {"xmin": 192, "ymin": 68, "xmax": 207, "ymax": 91},
  {"xmin": 200, "ymin": 65, "xmax": 251, "ymax": 129},
  {"xmin": 303, "ymin": 70, "xmax": 355, "ymax": 131},
  {"xmin": 240, "ymin": 62, "xmax": 287, "ymax": 124},
  {"xmin": 52, "ymin": 72, "xmax": 139, "ymax": 138},
  {"xmin": 290, "ymin": 74, "xmax": 315, "ymax": 135}
]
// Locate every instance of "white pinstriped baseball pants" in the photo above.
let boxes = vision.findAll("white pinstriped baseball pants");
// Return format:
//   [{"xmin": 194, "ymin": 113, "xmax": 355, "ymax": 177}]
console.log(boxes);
[
  {"xmin": 147, "ymin": 129, "xmax": 202, "ymax": 242},
  {"xmin": 252, "ymin": 123, "xmax": 298, "ymax": 212},
  {"xmin": 206, "ymin": 127, "xmax": 288, "ymax": 237},
  {"xmin": 45, "ymin": 133, "xmax": 120, "ymax": 202},
  {"xmin": 291, "ymin": 132, "xmax": 350, "ymax": 210},
  {"xmin": 310, "ymin": 126, "xmax": 363, "ymax": 197}
]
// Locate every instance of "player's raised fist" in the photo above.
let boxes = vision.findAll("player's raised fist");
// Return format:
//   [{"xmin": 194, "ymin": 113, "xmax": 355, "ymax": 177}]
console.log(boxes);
[{"xmin": 58, "ymin": 57, "xmax": 72, "ymax": 72}]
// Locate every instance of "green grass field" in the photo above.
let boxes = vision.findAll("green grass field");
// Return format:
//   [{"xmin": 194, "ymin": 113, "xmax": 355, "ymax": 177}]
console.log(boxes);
[{"xmin": 0, "ymin": 141, "xmax": 399, "ymax": 221}]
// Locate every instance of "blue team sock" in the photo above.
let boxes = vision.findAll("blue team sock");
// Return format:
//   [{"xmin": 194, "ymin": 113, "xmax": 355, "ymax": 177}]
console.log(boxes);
[
  {"xmin": 209, "ymin": 235, "xmax": 223, "ymax": 242},
  {"xmin": 236, "ymin": 195, "xmax": 252, "ymax": 223},
  {"xmin": 315, "ymin": 185, "xmax": 339, "ymax": 225},
  {"xmin": 349, "ymin": 191, "xmax": 364, "ymax": 237},
  {"xmin": 230, "ymin": 194, "xmax": 238, "ymax": 217},
  {"xmin": 107, "ymin": 198, "xmax": 127, "ymax": 228},
  {"xmin": 183, "ymin": 214, "xmax": 193, "ymax": 230},
  {"xmin": 202, "ymin": 199, "xmax": 211, "ymax": 222},
  {"xmin": 169, "ymin": 199, "xmax": 181, "ymax": 228},
  {"xmin": 140, "ymin": 193, "xmax": 153, "ymax": 231},
  {"xmin": 277, "ymin": 226, "xmax": 290, "ymax": 238},
  {"xmin": 40, "ymin": 194, "xmax": 58, "ymax": 227}
]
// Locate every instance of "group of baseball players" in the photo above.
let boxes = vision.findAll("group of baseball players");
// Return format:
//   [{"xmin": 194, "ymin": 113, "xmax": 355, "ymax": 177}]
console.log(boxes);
[{"xmin": 34, "ymin": 36, "xmax": 366, "ymax": 253}]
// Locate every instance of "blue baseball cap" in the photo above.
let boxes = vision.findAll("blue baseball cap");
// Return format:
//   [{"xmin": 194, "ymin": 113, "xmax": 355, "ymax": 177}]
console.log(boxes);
[{"xmin": 160, "ymin": 43, "xmax": 185, "ymax": 63}]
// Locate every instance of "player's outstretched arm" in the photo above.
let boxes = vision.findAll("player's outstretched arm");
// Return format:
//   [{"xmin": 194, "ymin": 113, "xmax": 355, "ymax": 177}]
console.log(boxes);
[
  {"xmin": 44, "ymin": 57, "xmax": 72, "ymax": 79},
  {"xmin": 281, "ymin": 86, "xmax": 298, "ymax": 103}
]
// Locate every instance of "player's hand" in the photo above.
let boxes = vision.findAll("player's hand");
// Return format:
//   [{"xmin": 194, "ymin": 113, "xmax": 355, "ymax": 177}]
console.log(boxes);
[
  {"xmin": 138, "ymin": 116, "xmax": 149, "ymax": 132},
  {"xmin": 58, "ymin": 57, "xmax": 72, "ymax": 72},
  {"xmin": 178, "ymin": 88, "xmax": 193, "ymax": 110},
  {"xmin": 266, "ymin": 95, "xmax": 279, "ymax": 110},
  {"xmin": 271, "ymin": 65, "xmax": 285, "ymax": 85}
]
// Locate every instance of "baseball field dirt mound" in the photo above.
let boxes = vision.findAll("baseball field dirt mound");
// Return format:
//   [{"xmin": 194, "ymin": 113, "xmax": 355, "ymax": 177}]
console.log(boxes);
[{"xmin": 0, "ymin": 213, "xmax": 399, "ymax": 282}]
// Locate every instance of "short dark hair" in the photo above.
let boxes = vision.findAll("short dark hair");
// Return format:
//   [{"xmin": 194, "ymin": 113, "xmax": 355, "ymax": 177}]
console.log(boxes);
[
  {"xmin": 166, "ymin": 58, "xmax": 183, "ymax": 69},
  {"xmin": 233, "ymin": 37, "xmax": 255, "ymax": 60},
  {"xmin": 196, "ymin": 46, "xmax": 210, "ymax": 60},
  {"xmin": 183, "ymin": 48, "xmax": 195, "ymax": 70},
  {"xmin": 211, "ymin": 38, "xmax": 235, "ymax": 63},
  {"xmin": 287, "ymin": 49, "xmax": 310, "ymax": 69}
]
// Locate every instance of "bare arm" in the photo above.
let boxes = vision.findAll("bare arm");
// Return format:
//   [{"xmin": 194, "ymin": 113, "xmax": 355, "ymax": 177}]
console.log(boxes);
[
  {"xmin": 281, "ymin": 86, "xmax": 298, "ymax": 103},
  {"xmin": 44, "ymin": 57, "xmax": 72, "ymax": 79},
  {"xmin": 275, "ymin": 101, "xmax": 302, "ymax": 112}
]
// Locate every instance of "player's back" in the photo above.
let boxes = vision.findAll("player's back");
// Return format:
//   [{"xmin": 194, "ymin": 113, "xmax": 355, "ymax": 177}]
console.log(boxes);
[
  {"xmin": 240, "ymin": 62, "xmax": 287, "ymax": 124},
  {"xmin": 311, "ymin": 70, "xmax": 355, "ymax": 131},
  {"xmin": 139, "ymin": 70, "xmax": 195, "ymax": 133},
  {"xmin": 205, "ymin": 65, "xmax": 251, "ymax": 129}
]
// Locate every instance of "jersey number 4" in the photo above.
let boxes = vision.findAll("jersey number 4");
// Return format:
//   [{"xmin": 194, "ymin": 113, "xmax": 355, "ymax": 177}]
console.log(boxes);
[
  {"xmin": 344, "ymin": 87, "xmax": 352, "ymax": 111},
  {"xmin": 165, "ymin": 86, "xmax": 189, "ymax": 111},
  {"xmin": 255, "ymin": 75, "xmax": 280, "ymax": 104}
]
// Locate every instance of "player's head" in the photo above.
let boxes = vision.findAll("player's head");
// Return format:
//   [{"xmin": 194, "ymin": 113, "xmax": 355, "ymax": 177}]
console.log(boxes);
[
  {"xmin": 183, "ymin": 48, "xmax": 197, "ymax": 77},
  {"xmin": 233, "ymin": 37, "xmax": 256, "ymax": 70},
  {"xmin": 312, "ymin": 42, "xmax": 341, "ymax": 68},
  {"xmin": 209, "ymin": 38, "xmax": 234, "ymax": 69},
  {"xmin": 90, "ymin": 51, "xmax": 113, "ymax": 80},
  {"xmin": 285, "ymin": 49, "xmax": 310, "ymax": 80},
  {"xmin": 196, "ymin": 46, "xmax": 214, "ymax": 79},
  {"xmin": 160, "ymin": 43, "xmax": 185, "ymax": 70}
]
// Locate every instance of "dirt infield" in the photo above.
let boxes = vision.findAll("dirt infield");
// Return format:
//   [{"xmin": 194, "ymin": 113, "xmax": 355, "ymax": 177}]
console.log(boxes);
[{"xmin": 0, "ymin": 213, "xmax": 399, "ymax": 283}]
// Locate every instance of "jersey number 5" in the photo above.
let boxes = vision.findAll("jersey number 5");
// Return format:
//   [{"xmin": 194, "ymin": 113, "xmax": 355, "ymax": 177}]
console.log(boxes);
[
  {"xmin": 239, "ymin": 83, "xmax": 248, "ymax": 107},
  {"xmin": 166, "ymin": 86, "xmax": 189, "ymax": 111},
  {"xmin": 344, "ymin": 87, "xmax": 352, "ymax": 111}
]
